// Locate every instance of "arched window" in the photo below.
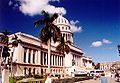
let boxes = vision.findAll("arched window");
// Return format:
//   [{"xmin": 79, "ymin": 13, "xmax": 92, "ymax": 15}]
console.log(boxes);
[
  {"xmin": 69, "ymin": 27, "xmax": 70, "ymax": 30},
  {"xmin": 24, "ymin": 67, "xmax": 27, "ymax": 75},
  {"xmin": 33, "ymin": 68, "xmax": 35, "ymax": 75},
  {"xmin": 62, "ymin": 27, "xmax": 64, "ymax": 30},
  {"xmin": 29, "ymin": 68, "xmax": 31, "ymax": 75},
  {"xmin": 65, "ymin": 20, "xmax": 66, "ymax": 23},
  {"xmin": 66, "ymin": 34, "xmax": 67, "ymax": 40}
]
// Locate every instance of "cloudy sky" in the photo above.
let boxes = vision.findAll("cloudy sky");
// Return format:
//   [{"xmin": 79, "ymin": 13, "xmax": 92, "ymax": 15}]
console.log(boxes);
[{"xmin": 0, "ymin": 0, "xmax": 120, "ymax": 63}]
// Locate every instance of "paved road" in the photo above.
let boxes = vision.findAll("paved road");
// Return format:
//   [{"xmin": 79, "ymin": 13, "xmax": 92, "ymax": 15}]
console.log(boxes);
[{"xmin": 75, "ymin": 77, "xmax": 119, "ymax": 83}]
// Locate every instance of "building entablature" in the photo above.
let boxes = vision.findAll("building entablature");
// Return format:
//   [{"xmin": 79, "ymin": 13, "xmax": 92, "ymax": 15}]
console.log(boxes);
[
  {"xmin": 82, "ymin": 56, "xmax": 92, "ymax": 62},
  {"xmin": 9, "ymin": 32, "xmax": 41, "ymax": 47},
  {"xmin": 69, "ymin": 45, "xmax": 83, "ymax": 54}
]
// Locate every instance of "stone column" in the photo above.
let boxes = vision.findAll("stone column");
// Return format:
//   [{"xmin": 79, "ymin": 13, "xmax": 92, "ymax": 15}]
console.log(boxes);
[
  {"xmin": 43, "ymin": 52, "xmax": 44, "ymax": 65},
  {"xmin": 80, "ymin": 57, "xmax": 83, "ymax": 67},
  {"xmin": 59, "ymin": 56, "xmax": 60, "ymax": 66},
  {"xmin": 26, "ymin": 49, "xmax": 29, "ymax": 63},
  {"xmin": 57, "ymin": 56, "xmax": 58, "ymax": 66},
  {"xmin": 2, "ymin": 67, "xmax": 9, "ymax": 83},
  {"xmin": 46, "ymin": 53, "xmax": 48, "ymax": 65},
  {"xmin": 61, "ymin": 57, "xmax": 62, "ymax": 66},
  {"xmin": 54, "ymin": 55, "xmax": 56, "ymax": 66},
  {"xmin": 16, "ymin": 44, "xmax": 23, "ymax": 63},
  {"xmin": 31, "ymin": 50, "xmax": 33, "ymax": 64},
  {"xmin": 35, "ymin": 51, "xmax": 38, "ymax": 64},
  {"xmin": 38, "ymin": 50, "xmax": 41, "ymax": 64}
]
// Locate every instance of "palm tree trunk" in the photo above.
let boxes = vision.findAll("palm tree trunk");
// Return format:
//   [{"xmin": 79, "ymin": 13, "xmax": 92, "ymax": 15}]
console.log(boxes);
[
  {"xmin": 0, "ymin": 46, "xmax": 3, "ymax": 76},
  {"xmin": 48, "ymin": 39, "xmax": 51, "ymax": 73}
]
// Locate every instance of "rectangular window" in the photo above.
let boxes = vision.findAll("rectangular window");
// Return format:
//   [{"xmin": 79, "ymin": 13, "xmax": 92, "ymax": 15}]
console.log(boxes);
[
  {"xmin": 44, "ymin": 52, "xmax": 46, "ymax": 65},
  {"xmin": 28, "ymin": 50, "xmax": 31, "ymax": 63},
  {"xmin": 55, "ymin": 56, "xmax": 57, "ymax": 65},
  {"xmin": 23, "ymin": 48, "xmax": 27, "ymax": 63},
  {"xmin": 33, "ymin": 50, "xmax": 35, "ymax": 63},
  {"xmin": 41, "ymin": 51, "xmax": 43, "ymax": 65},
  {"xmin": 53, "ymin": 55, "xmax": 54, "ymax": 65}
]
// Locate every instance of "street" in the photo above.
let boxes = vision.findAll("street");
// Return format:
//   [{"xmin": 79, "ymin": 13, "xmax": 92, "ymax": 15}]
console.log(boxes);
[{"xmin": 75, "ymin": 77, "xmax": 119, "ymax": 83}]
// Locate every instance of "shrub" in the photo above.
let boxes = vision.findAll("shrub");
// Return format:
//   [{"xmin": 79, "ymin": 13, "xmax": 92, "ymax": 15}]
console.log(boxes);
[
  {"xmin": 15, "ymin": 76, "xmax": 24, "ymax": 81},
  {"xmin": 33, "ymin": 74, "xmax": 43, "ymax": 79},
  {"xmin": 55, "ymin": 74, "xmax": 60, "ymax": 77},
  {"xmin": 75, "ymin": 74, "xmax": 87, "ymax": 77}
]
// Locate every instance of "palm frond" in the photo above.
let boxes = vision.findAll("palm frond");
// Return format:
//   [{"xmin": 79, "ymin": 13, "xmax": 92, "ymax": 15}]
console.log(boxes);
[
  {"xmin": 34, "ymin": 19, "xmax": 45, "ymax": 27},
  {"xmin": 64, "ymin": 45, "xmax": 70, "ymax": 54},
  {"xmin": 2, "ymin": 30, "xmax": 11, "ymax": 36},
  {"xmin": 1, "ymin": 35, "xmax": 9, "ymax": 44},
  {"xmin": 50, "ymin": 13, "xmax": 58, "ymax": 22},
  {"xmin": 56, "ymin": 43, "xmax": 64, "ymax": 54},
  {"xmin": 42, "ymin": 11, "xmax": 50, "ymax": 19},
  {"xmin": 40, "ymin": 26, "xmax": 52, "ymax": 43},
  {"xmin": 12, "ymin": 34, "xmax": 18, "ymax": 40},
  {"xmin": 56, "ymin": 35, "xmax": 70, "ymax": 55}
]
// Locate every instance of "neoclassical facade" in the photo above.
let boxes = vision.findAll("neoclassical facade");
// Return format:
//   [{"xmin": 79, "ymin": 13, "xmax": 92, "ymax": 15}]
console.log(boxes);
[{"xmin": 0, "ymin": 15, "xmax": 93, "ymax": 76}]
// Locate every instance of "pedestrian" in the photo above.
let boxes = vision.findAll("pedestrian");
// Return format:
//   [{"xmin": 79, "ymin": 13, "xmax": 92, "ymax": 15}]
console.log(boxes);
[
  {"xmin": 45, "ymin": 73, "xmax": 52, "ymax": 83},
  {"xmin": 100, "ymin": 73, "xmax": 108, "ymax": 83},
  {"xmin": 115, "ymin": 72, "xmax": 119, "ymax": 82}
]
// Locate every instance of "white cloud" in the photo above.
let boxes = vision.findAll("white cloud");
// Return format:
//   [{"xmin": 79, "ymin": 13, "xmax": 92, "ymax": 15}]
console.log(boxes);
[
  {"xmin": 91, "ymin": 41, "xmax": 102, "ymax": 48},
  {"xmin": 102, "ymin": 39, "xmax": 112, "ymax": 44},
  {"xmin": 91, "ymin": 39, "xmax": 112, "ymax": 48},
  {"xmin": 70, "ymin": 20, "xmax": 82, "ymax": 33},
  {"xmin": 8, "ymin": 1, "xmax": 13, "ymax": 6},
  {"xmin": 14, "ymin": 0, "xmax": 66, "ymax": 16}
]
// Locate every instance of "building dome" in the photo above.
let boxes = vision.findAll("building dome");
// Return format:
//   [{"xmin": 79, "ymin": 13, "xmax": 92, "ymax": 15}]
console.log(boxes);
[
  {"xmin": 53, "ymin": 14, "xmax": 70, "ymax": 26},
  {"xmin": 53, "ymin": 14, "xmax": 74, "ymax": 44}
]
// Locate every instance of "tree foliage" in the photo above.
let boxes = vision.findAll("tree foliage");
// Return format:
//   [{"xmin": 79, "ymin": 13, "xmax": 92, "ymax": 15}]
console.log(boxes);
[{"xmin": 34, "ymin": 11, "xmax": 61, "ymax": 43}]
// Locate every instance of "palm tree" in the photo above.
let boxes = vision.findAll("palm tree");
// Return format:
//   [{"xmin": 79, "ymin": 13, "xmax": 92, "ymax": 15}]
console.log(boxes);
[
  {"xmin": 10, "ymin": 34, "xmax": 21, "ymax": 77},
  {"xmin": 56, "ymin": 35, "xmax": 70, "ymax": 55},
  {"xmin": 0, "ymin": 30, "xmax": 11, "ymax": 83},
  {"xmin": 94, "ymin": 63, "xmax": 100, "ymax": 69},
  {"xmin": 0, "ymin": 30, "xmax": 11, "ymax": 63},
  {"xmin": 34, "ymin": 11, "xmax": 61, "ymax": 73},
  {"xmin": 56, "ymin": 35, "xmax": 70, "ymax": 75}
]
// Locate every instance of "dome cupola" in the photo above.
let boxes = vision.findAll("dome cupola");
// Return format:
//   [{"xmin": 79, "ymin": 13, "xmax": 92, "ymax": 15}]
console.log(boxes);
[{"xmin": 53, "ymin": 14, "xmax": 74, "ymax": 44}]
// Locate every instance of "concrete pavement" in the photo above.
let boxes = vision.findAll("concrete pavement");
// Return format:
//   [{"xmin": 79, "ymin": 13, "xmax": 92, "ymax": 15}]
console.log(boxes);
[{"xmin": 75, "ymin": 77, "xmax": 119, "ymax": 83}]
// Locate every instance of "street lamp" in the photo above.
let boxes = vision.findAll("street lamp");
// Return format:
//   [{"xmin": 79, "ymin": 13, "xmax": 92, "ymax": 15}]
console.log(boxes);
[{"xmin": 118, "ymin": 45, "xmax": 120, "ymax": 56}]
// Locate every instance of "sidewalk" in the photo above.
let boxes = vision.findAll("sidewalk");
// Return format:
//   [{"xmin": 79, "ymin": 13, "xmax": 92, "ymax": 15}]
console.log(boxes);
[{"xmin": 75, "ymin": 77, "xmax": 119, "ymax": 83}]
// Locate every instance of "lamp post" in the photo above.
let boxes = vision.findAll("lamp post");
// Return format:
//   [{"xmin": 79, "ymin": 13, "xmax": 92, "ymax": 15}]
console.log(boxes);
[{"xmin": 118, "ymin": 45, "xmax": 120, "ymax": 56}]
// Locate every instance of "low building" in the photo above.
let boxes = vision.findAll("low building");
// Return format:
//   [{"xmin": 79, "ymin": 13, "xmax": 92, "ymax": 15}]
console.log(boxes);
[{"xmin": 100, "ymin": 61, "xmax": 120, "ymax": 73}]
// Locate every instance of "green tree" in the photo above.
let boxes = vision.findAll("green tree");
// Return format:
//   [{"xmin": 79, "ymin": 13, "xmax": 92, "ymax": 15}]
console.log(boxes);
[
  {"xmin": 56, "ymin": 35, "xmax": 70, "ymax": 55},
  {"xmin": 94, "ymin": 63, "xmax": 100, "ymax": 69},
  {"xmin": 0, "ymin": 30, "xmax": 11, "ymax": 62},
  {"xmin": 34, "ymin": 11, "xmax": 61, "ymax": 73},
  {"xmin": 10, "ymin": 34, "xmax": 21, "ymax": 77}
]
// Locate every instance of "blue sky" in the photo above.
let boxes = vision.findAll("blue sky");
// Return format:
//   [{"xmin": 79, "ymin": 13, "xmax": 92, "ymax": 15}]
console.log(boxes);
[{"xmin": 0, "ymin": 0, "xmax": 120, "ymax": 63}]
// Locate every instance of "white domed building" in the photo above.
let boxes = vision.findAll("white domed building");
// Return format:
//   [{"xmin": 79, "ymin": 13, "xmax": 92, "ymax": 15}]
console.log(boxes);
[{"xmin": 0, "ymin": 15, "xmax": 93, "ymax": 77}]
